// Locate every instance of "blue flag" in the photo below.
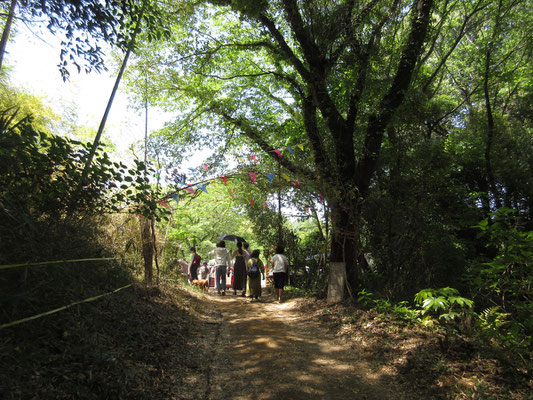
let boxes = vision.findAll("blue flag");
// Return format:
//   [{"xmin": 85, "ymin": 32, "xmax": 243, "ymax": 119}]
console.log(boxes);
[
  {"xmin": 198, "ymin": 184, "xmax": 208, "ymax": 194},
  {"xmin": 266, "ymin": 173, "xmax": 275, "ymax": 184}
]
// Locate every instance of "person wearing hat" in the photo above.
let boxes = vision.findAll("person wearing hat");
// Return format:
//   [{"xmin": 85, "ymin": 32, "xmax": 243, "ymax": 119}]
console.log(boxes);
[{"xmin": 189, "ymin": 246, "xmax": 202, "ymax": 282}]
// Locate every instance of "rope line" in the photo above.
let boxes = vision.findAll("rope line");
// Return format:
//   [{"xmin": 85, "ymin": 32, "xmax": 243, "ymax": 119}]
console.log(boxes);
[
  {"xmin": 0, "ymin": 257, "xmax": 116, "ymax": 271},
  {"xmin": 0, "ymin": 283, "xmax": 133, "ymax": 330}
]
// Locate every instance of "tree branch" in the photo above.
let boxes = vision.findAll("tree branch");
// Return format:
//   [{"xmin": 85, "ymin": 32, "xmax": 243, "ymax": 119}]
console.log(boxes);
[{"xmin": 356, "ymin": 0, "xmax": 434, "ymax": 194}]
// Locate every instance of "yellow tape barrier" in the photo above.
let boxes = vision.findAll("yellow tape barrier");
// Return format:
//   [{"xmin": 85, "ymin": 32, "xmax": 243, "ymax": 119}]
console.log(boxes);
[
  {"xmin": 0, "ymin": 258, "xmax": 116, "ymax": 271},
  {"xmin": 0, "ymin": 283, "xmax": 133, "ymax": 330}
]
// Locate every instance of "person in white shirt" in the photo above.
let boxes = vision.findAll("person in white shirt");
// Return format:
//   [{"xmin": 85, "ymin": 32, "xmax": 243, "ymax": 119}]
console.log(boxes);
[
  {"xmin": 209, "ymin": 240, "xmax": 232, "ymax": 295},
  {"xmin": 270, "ymin": 245, "xmax": 289, "ymax": 303}
]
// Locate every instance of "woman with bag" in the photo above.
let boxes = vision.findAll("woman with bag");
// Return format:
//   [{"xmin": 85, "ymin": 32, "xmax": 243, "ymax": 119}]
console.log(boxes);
[{"xmin": 246, "ymin": 249, "xmax": 264, "ymax": 302}]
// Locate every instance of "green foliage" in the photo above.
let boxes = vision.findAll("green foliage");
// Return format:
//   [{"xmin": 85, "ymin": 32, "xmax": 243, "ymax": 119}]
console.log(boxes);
[
  {"xmin": 414, "ymin": 287, "xmax": 474, "ymax": 323},
  {"xmin": 0, "ymin": 107, "xmax": 164, "ymax": 263},
  {"xmin": 468, "ymin": 208, "xmax": 533, "ymax": 351},
  {"xmin": 15, "ymin": 0, "xmax": 170, "ymax": 79},
  {"xmin": 356, "ymin": 289, "xmax": 420, "ymax": 322}
]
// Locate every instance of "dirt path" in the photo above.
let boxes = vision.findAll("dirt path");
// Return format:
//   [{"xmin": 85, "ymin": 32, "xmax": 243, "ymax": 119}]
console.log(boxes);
[{"xmin": 184, "ymin": 288, "xmax": 411, "ymax": 400}]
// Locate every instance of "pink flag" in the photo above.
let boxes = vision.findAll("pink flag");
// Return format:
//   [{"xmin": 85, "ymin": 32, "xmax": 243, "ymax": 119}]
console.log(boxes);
[
  {"xmin": 185, "ymin": 186, "xmax": 195, "ymax": 194},
  {"xmin": 273, "ymin": 149, "xmax": 282, "ymax": 158},
  {"xmin": 221, "ymin": 176, "xmax": 228, "ymax": 185},
  {"xmin": 249, "ymin": 172, "xmax": 257, "ymax": 183},
  {"xmin": 250, "ymin": 155, "xmax": 258, "ymax": 163},
  {"xmin": 263, "ymin": 201, "xmax": 267, "ymax": 210},
  {"xmin": 158, "ymin": 199, "xmax": 169, "ymax": 209},
  {"xmin": 201, "ymin": 164, "xmax": 209, "ymax": 170}
]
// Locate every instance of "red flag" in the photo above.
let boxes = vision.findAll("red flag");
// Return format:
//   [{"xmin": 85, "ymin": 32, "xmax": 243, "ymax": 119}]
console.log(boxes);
[
  {"xmin": 221, "ymin": 176, "xmax": 228, "ymax": 185},
  {"xmin": 250, "ymin": 199, "xmax": 255, "ymax": 206},
  {"xmin": 250, "ymin": 155, "xmax": 258, "ymax": 163},
  {"xmin": 158, "ymin": 199, "xmax": 169, "ymax": 209},
  {"xmin": 263, "ymin": 201, "xmax": 267, "ymax": 210},
  {"xmin": 230, "ymin": 194, "xmax": 235, "ymax": 198},
  {"xmin": 292, "ymin": 180, "xmax": 300, "ymax": 186},
  {"xmin": 185, "ymin": 186, "xmax": 195, "ymax": 194},
  {"xmin": 249, "ymin": 172, "xmax": 257, "ymax": 183},
  {"xmin": 274, "ymin": 149, "xmax": 282, "ymax": 158}
]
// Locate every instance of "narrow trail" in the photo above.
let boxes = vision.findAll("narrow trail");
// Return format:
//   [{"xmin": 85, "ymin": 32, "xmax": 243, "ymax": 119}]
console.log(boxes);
[{"xmin": 184, "ymin": 288, "xmax": 411, "ymax": 400}]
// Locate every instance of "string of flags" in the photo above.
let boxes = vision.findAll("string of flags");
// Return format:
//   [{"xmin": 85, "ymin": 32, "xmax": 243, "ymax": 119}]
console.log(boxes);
[{"xmin": 156, "ymin": 141, "xmax": 325, "ymax": 214}]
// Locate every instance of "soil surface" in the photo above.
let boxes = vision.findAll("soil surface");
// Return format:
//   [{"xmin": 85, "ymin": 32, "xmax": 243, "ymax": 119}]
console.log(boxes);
[{"xmin": 180, "ymin": 288, "xmax": 421, "ymax": 400}]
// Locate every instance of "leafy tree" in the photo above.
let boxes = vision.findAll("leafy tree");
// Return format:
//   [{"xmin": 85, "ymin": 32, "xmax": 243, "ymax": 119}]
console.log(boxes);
[
  {"xmin": 126, "ymin": 0, "xmax": 437, "ymax": 294},
  {"xmin": 1, "ymin": 0, "xmax": 170, "ymax": 78}
]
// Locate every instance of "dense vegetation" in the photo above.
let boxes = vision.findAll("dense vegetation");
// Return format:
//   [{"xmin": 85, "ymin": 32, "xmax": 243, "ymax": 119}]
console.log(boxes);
[{"xmin": 1, "ymin": 0, "xmax": 532, "ymax": 397}]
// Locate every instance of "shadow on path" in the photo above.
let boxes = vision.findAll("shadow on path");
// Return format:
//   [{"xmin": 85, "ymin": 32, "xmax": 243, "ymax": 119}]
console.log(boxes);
[{"xmin": 205, "ymin": 290, "xmax": 405, "ymax": 400}]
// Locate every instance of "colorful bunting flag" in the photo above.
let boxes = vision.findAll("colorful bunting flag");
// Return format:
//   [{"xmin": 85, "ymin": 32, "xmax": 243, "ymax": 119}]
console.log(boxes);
[
  {"xmin": 185, "ymin": 186, "xmax": 195, "ymax": 194},
  {"xmin": 266, "ymin": 173, "xmax": 275, "ymax": 184},
  {"xmin": 250, "ymin": 199, "xmax": 255, "ymax": 206},
  {"xmin": 282, "ymin": 173, "xmax": 291, "ymax": 182},
  {"xmin": 158, "ymin": 199, "xmax": 169, "ymax": 209},
  {"xmin": 319, "ymin": 193, "xmax": 325, "ymax": 203},
  {"xmin": 298, "ymin": 144, "xmax": 304, "ymax": 151},
  {"xmin": 188, "ymin": 167, "xmax": 196, "ymax": 172},
  {"xmin": 171, "ymin": 193, "xmax": 179, "ymax": 204},
  {"xmin": 286, "ymin": 146, "xmax": 293, "ymax": 154},
  {"xmin": 263, "ymin": 201, "xmax": 267, "ymax": 210},
  {"xmin": 274, "ymin": 149, "xmax": 282, "ymax": 158},
  {"xmin": 201, "ymin": 164, "xmax": 209, "ymax": 170},
  {"xmin": 292, "ymin": 180, "xmax": 300, "ymax": 186},
  {"xmin": 198, "ymin": 184, "xmax": 208, "ymax": 194},
  {"xmin": 221, "ymin": 176, "xmax": 228, "ymax": 185},
  {"xmin": 249, "ymin": 172, "xmax": 257, "ymax": 183},
  {"xmin": 230, "ymin": 194, "xmax": 235, "ymax": 198},
  {"xmin": 250, "ymin": 155, "xmax": 258, "ymax": 163}
]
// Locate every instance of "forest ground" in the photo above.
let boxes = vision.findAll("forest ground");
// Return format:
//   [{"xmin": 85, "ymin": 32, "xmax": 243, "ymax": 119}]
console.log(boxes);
[
  {"xmin": 1, "ymin": 281, "xmax": 530, "ymax": 399},
  {"xmin": 179, "ymin": 286, "xmax": 531, "ymax": 400}
]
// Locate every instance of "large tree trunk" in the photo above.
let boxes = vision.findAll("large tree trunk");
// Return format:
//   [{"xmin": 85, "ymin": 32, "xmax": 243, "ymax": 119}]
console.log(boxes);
[{"xmin": 330, "ymin": 200, "xmax": 361, "ymax": 299}]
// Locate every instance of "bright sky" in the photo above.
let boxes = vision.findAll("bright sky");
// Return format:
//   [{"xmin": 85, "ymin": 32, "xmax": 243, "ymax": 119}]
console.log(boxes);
[{"xmin": 8, "ymin": 23, "xmax": 152, "ymax": 156}]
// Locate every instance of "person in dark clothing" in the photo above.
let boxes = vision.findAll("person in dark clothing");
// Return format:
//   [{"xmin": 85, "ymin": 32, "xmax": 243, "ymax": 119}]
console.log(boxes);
[
  {"xmin": 231, "ymin": 241, "xmax": 247, "ymax": 296},
  {"xmin": 189, "ymin": 246, "xmax": 201, "ymax": 282}
]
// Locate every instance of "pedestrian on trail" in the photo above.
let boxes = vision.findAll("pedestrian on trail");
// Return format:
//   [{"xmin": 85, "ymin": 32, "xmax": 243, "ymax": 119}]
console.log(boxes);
[
  {"xmin": 199, "ymin": 261, "xmax": 209, "ymax": 280},
  {"xmin": 189, "ymin": 246, "xmax": 201, "ymax": 282},
  {"xmin": 231, "ymin": 241, "xmax": 247, "ymax": 296},
  {"xmin": 209, "ymin": 240, "xmax": 232, "ymax": 295},
  {"xmin": 271, "ymin": 245, "xmax": 289, "ymax": 303},
  {"xmin": 246, "ymin": 249, "xmax": 265, "ymax": 302}
]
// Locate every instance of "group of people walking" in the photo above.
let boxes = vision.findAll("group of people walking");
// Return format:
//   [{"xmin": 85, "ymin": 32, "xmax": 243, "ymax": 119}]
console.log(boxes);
[{"xmin": 189, "ymin": 241, "xmax": 289, "ymax": 303}]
